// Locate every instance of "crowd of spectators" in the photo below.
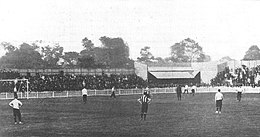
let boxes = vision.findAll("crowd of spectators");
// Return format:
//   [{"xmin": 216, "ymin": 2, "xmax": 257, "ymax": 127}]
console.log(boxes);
[
  {"xmin": 0, "ymin": 69, "xmax": 19, "ymax": 93},
  {"xmin": 7, "ymin": 65, "xmax": 260, "ymax": 92},
  {"xmin": 0, "ymin": 69, "xmax": 148, "ymax": 93},
  {"xmin": 148, "ymin": 82, "xmax": 179, "ymax": 88},
  {"xmin": 211, "ymin": 65, "xmax": 260, "ymax": 87},
  {"xmin": 0, "ymin": 69, "xmax": 20, "ymax": 79}
]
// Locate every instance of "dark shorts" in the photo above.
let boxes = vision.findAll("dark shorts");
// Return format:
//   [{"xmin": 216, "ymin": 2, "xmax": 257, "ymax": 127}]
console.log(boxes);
[
  {"xmin": 141, "ymin": 103, "xmax": 148, "ymax": 113},
  {"xmin": 111, "ymin": 92, "xmax": 116, "ymax": 97},
  {"xmin": 83, "ymin": 95, "xmax": 87, "ymax": 101},
  {"xmin": 13, "ymin": 108, "xmax": 22, "ymax": 122},
  {"xmin": 13, "ymin": 108, "xmax": 21, "ymax": 116},
  {"xmin": 177, "ymin": 92, "xmax": 181, "ymax": 97},
  {"xmin": 216, "ymin": 100, "xmax": 222, "ymax": 108},
  {"xmin": 237, "ymin": 92, "xmax": 242, "ymax": 96},
  {"xmin": 14, "ymin": 92, "xmax": 18, "ymax": 98},
  {"xmin": 191, "ymin": 89, "xmax": 195, "ymax": 93}
]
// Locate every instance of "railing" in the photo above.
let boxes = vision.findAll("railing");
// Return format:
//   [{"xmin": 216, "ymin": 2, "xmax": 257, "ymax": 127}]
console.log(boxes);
[
  {"xmin": 9, "ymin": 68, "xmax": 135, "ymax": 76},
  {"xmin": 0, "ymin": 88, "xmax": 171, "ymax": 100},
  {"xmin": 0, "ymin": 87, "xmax": 260, "ymax": 100}
]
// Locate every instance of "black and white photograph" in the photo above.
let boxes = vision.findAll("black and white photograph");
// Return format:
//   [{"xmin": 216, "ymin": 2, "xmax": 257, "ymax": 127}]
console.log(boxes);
[{"xmin": 0, "ymin": 0, "xmax": 260, "ymax": 136}]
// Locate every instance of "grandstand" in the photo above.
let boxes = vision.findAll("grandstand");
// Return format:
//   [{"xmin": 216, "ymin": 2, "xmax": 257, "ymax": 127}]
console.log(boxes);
[
  {"xmin": 2, "ymin": 60, "xmax": 260, "ymax": 94},
  {"xmin": 148, "ymin": 66, "xmax": 200, "ymax": 85},
  {"xmin": 1, "ymin": 61, "xmax": 260, "ymax": 137},
  {"xmin": 211, "ymin": 60, "xmax": 260, "ymax": 86},
  {"xmin": 9, "ymin": 68, "xmax": 135, "ymax": 76},
  {"xmin": 135, "ymin": 61, "xmax": 219, "ymax": 85},
  {"xmin": 1, "ymin": 61, "xmax": 241, "ymax": 86},
  {"xmin": 135, "ymin": 60, "xmax": 260, "ymax": 86}
]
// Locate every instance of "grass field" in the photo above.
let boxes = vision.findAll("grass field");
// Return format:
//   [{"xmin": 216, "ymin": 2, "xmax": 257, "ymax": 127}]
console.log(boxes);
[{"xmin": 0, "ymin": 93, "xmax": 260, "ymax": 137}]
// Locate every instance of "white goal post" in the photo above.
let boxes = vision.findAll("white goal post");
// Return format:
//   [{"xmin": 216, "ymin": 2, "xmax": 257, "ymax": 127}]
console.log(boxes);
[{"xmin": 0, "ymin": 78, "xmax": 29, "ymax": 99}]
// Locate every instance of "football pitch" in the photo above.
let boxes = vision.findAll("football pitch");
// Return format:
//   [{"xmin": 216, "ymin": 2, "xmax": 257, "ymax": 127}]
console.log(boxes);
[{"xmin": 0, "ymin": 93, "xmax": 260, "ymax": 137}]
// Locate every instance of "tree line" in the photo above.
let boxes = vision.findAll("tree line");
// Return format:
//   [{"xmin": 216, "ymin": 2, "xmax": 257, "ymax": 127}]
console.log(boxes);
[
  {"xmin": 0, "ymin": 36, "xmax": 132, "ymax": 69},
  {"xmin": 0, "ymin": 36, "xmax": 259, "ymax": 69}
]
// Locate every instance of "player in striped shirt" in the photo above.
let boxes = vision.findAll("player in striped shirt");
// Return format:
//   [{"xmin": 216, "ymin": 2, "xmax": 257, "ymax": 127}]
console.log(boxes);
[
  {"xmin": 9, "ymin": 96, "xmax": 23, "ymax": 124},
  {"xmin": 138, "ymin": 91, "xmax": 151, "ymax": 121}
]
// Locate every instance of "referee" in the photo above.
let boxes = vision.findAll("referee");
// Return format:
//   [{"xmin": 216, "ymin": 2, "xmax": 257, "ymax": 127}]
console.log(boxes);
[{"xmin": 138, "ymin": 91, "xmax": 151, "ymax": 121}]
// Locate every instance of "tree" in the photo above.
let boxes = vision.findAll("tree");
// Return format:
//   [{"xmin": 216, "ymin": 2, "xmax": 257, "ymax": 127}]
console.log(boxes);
[
  {"xmin": 154, "ymin": 57, "xmax": 167, "ymax": 63},
  {"xmin": 137, "ymin": 46, "xmax": 155, "ymax": 63},
  {"xmin": 78, "ymin": 55, "xmax": 97, "ymax": 68},
  {"xmin": 243, "ymin": 45, "xmax": 260, "ymax": 60},
  {"xmin": 169, "ymin": 38, "xmax": 210, "ymax": 62},
  {"xmin": 81, "ymin": 37, "xmax": 95, "ymax": 57},
  {"xmin": 204, "ymin": 55, "xmax": 211, "ymax": 62},
  {"xmin": 63, "ymin": 51, "xmax": 80, "ymax": 68},
  {"xmin": 0, "ymin": 43, "xmax": 44, "ymax": 69},
  {"xmin": 82, "ymin": 37, "xmax": 94, "ymax": 51},
  {"xmin": 219, "ymin": 56, "xmax": 234, "ymax": 62},
  {"xmin": 197, "ymin": 53, "xmax": 211, "ymax": 62},
  {"xmin": 41, "ymin": 43, "xmax": 64, "ymax": 68},
  {"xmin": 1, "ymin": 42, "xmax": 16, "ymax": 53},
  {"xmin": 97, "ymin": 36, "xmax": 130, "ymax": 68},
  {"xmin": 170, "ymin": 42, "xmax": 188, "ymax": 62},
  {"xmin": 78, "ymin": 37, "xmax": 98, "ymax": 68}
]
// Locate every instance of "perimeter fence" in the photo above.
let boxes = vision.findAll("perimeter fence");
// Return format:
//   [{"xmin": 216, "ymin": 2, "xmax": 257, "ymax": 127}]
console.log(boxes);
[{"xmin": 0, "ymin": 87, "xmax": 259, "ymax": 100}]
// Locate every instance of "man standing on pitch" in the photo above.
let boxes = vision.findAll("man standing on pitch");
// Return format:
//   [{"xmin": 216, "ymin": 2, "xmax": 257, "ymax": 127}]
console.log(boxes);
[
  {"xmin": 110, "ymin": 86, "xmax": 116, "ymax": 98},
  {"xmin": 13, "ymin": 79, "xmax": 18, "ymax": 98},
  {"xmin": 184, "ymin": 85, "xmax": 189, "ymax": 94},
  {"xmin": 82, "ymin": 87, "xmax": 88, "ymax": 104},
  {"xmin": 236, "ymin": 85, "xmax": 244, "ymax": 102},
  {"xmin": 215, "ymin": 89, "xmax": 224, "ymax": 114},
  {"xmin": 9, "ymin": 96, "xmax": 23, "ymax": 124},
  {"xmin": 138, "ymin": 91, "xmax": 151, "ymax": 121},
  {"xmin": 176, "ymin": 85, "xmax": 182, "ymax": 101},
  {"xmin": 144, "ymin": 87, "xmax": 151, "ymax": 98},
  {"xmin": 191, "ymin": 84, "xmax": 196, "ymax": 96}
]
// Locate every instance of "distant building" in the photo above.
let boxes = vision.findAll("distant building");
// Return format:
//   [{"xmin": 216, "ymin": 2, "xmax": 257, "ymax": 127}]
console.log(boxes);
[
  {"xmin": 135, "ymin": 62, "xmax": 201, "ymax": 85},
  {"xmin": 134, "ymin": 61, "xmax": 227, "ymax": 84},
  {"xmin": 148, "ymin": 66, "xmax": 200, "ymax": 85}
]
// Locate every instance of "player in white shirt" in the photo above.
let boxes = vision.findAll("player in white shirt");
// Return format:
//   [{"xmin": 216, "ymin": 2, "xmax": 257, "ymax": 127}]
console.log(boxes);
[
  {"xmin": 13, "ymin": 79, "xmax": 18, "ymax": 98},
  {"xmin": 82, "ymin": 88, "xmax": 88, "ymax": 103},
  {"xmin": 184, "ymin": 85, "xmax": 189, "ymax": 94},
  {"xmin": 9, "ymin": 96, "xmax": 23, "ymax": 124},
  {"xmin": 191, "ymin": 85, "xmax": 196, "ymax": 96},
  {"xmin": 215, "ymin": 89, "xmax": 224, "ymax": 114},
  {"xmin": 236, "ymin": 85, "xmax": 244, "ymax": 102},
  {"xmin": 110, "ymin": 86, "xmax": 116, "ymax": 98}
]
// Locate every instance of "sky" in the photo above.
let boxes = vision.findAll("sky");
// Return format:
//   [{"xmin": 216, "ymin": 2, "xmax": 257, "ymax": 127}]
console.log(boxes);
[{"xmin": 0, "ymin": 0, "xmax": 260, "ymax": 61}]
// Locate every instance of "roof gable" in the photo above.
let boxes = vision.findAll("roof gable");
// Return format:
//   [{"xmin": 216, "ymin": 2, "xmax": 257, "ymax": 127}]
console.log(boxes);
[{"xmin": 149, "ymin": 71, "xmax": 200, "ymax": 79}]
